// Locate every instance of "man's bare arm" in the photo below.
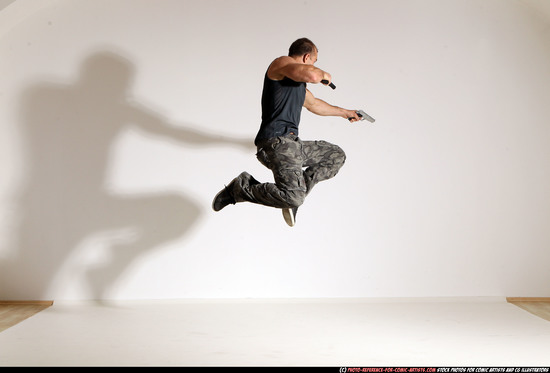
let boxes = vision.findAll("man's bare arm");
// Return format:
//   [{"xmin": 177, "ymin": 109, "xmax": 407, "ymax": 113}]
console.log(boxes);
[
  {"xmin": 267, "ymin": 56, "xmax": 331, "ymax": 84},
  {"xmin": 303, "ymin": 89, "xmax": 360, "ymax": 122}
]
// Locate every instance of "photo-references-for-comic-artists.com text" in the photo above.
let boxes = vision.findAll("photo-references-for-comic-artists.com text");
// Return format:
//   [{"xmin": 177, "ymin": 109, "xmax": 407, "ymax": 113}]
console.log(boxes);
[{"xmin": 339, "ymin": 368, "xmax": 549, "ymax": 373}]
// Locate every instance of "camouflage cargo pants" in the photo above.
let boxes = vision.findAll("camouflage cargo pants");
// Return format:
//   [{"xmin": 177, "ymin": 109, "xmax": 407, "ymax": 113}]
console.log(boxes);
[{"xmin": 229, "ymin": 134, "xmax": 346, "ymax": 209}]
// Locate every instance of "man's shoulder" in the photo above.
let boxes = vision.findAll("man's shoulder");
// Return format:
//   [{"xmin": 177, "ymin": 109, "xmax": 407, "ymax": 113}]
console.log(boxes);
[
  {"xmin": 267, "ymin": 56, "xmax": 293, "ymax": 80},
  {"xmin": 270, "ymin": 56, "xmax": 293, "ymax": 68}
]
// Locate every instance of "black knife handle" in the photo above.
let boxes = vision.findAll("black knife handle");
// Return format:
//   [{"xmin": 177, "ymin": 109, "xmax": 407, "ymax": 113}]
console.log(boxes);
[{"xmin": 321, "ymin": 80, "xmax": 336, "ymax": 89}]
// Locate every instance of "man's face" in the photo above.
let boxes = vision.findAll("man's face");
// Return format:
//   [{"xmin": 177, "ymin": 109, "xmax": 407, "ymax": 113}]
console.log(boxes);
[{"xmin": 304, "ymin": 50, "xmax": 318, "ymax": 65}]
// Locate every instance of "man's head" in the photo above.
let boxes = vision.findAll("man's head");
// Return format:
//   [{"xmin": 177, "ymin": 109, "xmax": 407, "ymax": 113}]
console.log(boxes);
[{"xmin": 288, "ymin": 38, "xmax": 318, "ymax": 65}]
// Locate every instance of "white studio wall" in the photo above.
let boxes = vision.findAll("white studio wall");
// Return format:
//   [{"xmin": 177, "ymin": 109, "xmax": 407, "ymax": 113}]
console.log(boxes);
[{"xmin": 1, "ymin": 0, "xmax": 549, "ymax": 301}]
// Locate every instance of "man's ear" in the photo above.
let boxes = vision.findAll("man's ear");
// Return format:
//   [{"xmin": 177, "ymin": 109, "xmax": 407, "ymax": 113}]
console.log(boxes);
[{"xmin": 302, "ymin": 53, "xmax": 310, "ymax": 63}]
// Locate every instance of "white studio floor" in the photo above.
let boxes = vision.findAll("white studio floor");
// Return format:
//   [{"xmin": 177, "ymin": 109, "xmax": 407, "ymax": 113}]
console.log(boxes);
[{"xmin": 1, "ymin": 298, "xmax": 550, "ymax": 367}]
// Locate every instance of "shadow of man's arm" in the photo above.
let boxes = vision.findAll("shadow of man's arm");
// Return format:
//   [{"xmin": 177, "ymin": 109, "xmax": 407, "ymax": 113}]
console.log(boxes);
[{"xmin": 127, "ymin": 102, "xmax": 255, "ymax": 151}]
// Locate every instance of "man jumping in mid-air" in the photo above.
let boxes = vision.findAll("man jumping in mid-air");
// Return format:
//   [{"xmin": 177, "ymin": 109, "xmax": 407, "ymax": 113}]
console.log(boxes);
[{"xmin": 212, "ymin": 38, "xmax": 360, "ymax": 226}]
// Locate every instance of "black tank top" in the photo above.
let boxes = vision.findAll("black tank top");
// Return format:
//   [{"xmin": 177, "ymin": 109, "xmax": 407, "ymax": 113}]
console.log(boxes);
[{"xmin": 254, "ymin": 71, "xmax": 306, "ymax": 145}]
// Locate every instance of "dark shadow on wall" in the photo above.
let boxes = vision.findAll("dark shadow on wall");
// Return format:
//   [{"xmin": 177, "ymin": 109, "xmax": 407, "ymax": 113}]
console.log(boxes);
[
  {"xmin": 0, "ymin": 51, "xmax": 252, "ymax": 301},
  {"xmin": 0, "ymin": 0, "xmax": 17, "ymax": 12}
]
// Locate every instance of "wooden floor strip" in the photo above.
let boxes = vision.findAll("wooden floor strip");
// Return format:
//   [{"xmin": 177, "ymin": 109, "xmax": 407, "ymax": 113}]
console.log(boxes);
[
  {"xmin": 507, "ymin": 297, "xmax": 550, "ymax": 322},
  {"xmin": 0, "ymin": 301, "xmax": 53, "ymax": 333}
]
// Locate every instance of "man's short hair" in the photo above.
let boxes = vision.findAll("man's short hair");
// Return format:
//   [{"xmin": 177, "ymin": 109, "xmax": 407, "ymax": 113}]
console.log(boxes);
[{"xmin": 288, "ymin": 38, "xmax": 317, "ymax": 57}]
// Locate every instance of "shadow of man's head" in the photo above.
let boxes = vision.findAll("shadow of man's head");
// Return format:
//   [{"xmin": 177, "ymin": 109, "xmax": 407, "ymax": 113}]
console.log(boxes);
[{"xmin": 77, "ymin": 51, "xmax": 135, "ymax": 100}]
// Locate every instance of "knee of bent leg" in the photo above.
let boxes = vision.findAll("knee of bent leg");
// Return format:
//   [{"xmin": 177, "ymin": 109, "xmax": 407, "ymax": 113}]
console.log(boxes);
[
  {"xmin": 336, "ymin": 146, "xmax": 347, "ymax": 165},
  {"xmin": 331, "ymin": 145, "xmax": 346, "ymax": 171}
]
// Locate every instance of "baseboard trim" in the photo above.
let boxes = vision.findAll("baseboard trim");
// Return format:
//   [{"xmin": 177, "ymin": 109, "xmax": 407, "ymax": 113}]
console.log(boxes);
[
  {"xmin": 507, "ymin": 297, "xmax": 550, "ymax": 303},
  {"xmin": 3, "ymin": 299, "xmax": 546, "ymax": 305}
]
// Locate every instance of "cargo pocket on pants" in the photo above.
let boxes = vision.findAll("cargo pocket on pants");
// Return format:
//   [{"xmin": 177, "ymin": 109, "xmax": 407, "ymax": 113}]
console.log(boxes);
[{"xmin": 256, "ymin": 148, "xmax": 272, "ymax": 169}]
